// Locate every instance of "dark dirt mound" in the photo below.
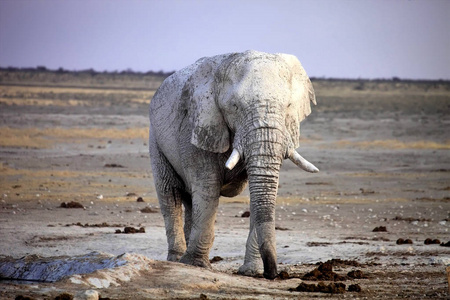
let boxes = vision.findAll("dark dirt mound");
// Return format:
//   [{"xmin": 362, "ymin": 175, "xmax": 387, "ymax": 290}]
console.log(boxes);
[
  {"xmin": 60, "ymin": 201, "xmax": 84, "ymax": 208},
  {"xmin": 440, "ymin": 241, "xmax": 450, "ymax": 247},
  {"xmin": 15, "ymin": 296, "xmax": 36, "ymax": 300},
  {"xmin": 104, "ymin": 163, "xmax": 124, "ymax": 168},
  {"xmin": 241, "ymin": 211, "xmax": 250, "ymax": 218},
  {"xmin": 323, "ymin": 258, "xmax": 360, "ymax": 267},
  {"xmin": 397, "ymin": 238, "xmax": 413, "ymax": 245},
  {"xmin": 302, "ymin": 262, "xmax": 346, "ymax": 281},
  {"xmin": 424, "ymin": 238, "xmax": 441, "ymax": 245},
  {"xmin": 66, "ymin": 222, "xmax": 126, "ymax": 228},
  {"xmin": 54, "ymin": 293, "xmax": 73, "ymax": 300},
  {"xmin": 115, "ymin": 226, "xmax": 145, "ymax": 234},
  {"xmin": 291, "ymin": 282, "xmax": 346, "ymax": 294},
  {"xmin": 348, "ymin": 284, "xmax": 362, "ymax": 292},
  {"xmin": 372, "ymin": 226, "xmax": 387, "ymax": 232},
  {"xmin": 278, "ymin": 270, "xmax": 290, "ymax": 279},
  {"xmin": 347, "ymin": 270, "xmax": 366, "ymax": 279},
  {"xmin": 393, "ymin": 216, "xmax": 431, "ymax": 222}
]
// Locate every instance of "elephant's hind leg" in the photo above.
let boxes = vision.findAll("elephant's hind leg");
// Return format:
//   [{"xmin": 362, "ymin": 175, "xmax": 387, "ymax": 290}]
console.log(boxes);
[
  {"xmin": 182, "ymin": 195, "xmax": 193, "ymax": 248},
  {"xmin": 157, "ymin": 190, "xmax": 188, "ymax": 261},
  {"xmin": 149, "ymin": 136, "xmax": 187, "ymax": 261}
]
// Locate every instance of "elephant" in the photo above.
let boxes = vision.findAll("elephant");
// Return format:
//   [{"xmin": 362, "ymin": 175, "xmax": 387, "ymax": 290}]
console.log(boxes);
[{"xmin": 148, "ymin": 50, "xmax": 318, "ymax": 279}]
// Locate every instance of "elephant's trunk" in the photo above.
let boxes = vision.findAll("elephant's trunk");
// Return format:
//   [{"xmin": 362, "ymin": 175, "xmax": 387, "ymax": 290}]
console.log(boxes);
[{"xmin": 244, "ymin": 127, "xmax": 284, "ymax": 279}]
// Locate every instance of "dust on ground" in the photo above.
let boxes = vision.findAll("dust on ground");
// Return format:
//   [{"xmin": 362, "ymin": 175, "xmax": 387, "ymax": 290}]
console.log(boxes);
[{"xmin": 0, "ymin": 71, "xmax": 449, "ymax": 299}]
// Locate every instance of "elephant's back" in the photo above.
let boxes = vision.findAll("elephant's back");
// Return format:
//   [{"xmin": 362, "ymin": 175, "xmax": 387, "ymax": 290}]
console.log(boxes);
[
  {"xmin": 149, "ymin": 59, "xmax": 206, "ymax": 137},
  {"xmin": 150, "ymin": 60, "xmax": 201, "ymax": 117}
]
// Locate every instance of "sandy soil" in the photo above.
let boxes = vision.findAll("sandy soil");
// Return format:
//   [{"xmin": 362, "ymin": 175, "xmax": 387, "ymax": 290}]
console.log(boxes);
[{"xmin": 0, "ymin": 79, "xmax": 449, "ymax": 299}]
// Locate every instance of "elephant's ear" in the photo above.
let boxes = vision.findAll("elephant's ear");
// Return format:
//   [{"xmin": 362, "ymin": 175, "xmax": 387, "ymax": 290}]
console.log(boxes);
[
  {"xmin": 277, "ymin": 53, "xmax": 316, "ymax": 149},
  {"xmin": 186, "ymin": 58, "xmax": 230, "ymax": 153}
]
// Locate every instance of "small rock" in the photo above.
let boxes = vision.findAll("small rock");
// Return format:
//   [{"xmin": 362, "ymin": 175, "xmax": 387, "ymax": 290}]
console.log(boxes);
[
  {"xmin": 360, "ymin": 188, "xmax": 375, "ymax": 195},
  {"xmin": 104, "ymin": 163, "xmax": 124, "ymax": 168},
  {"xmin": 75, "ymin": 290, "xmax": 99, "ymax": 300},
  {"xmin": 141, "ymin": 207, "xmax": 157, "ymax": 213},
  {"xmin": 241, "ymin": 211, "xmax": 250, "ymax": 218},
  {"xmin": 275, "ymin": 226, "xmax": 289, "ymax": 231},
  {"xmin": 209, "ymin": 256, "xmax": 223, "ymax": 263},
  {"xmin": 136, "ymin": 197, "xmax": 144, "ymax": 202},
  {"xmin": 376, "ymin": 245, "xmax": 386, "ymax": 253}
]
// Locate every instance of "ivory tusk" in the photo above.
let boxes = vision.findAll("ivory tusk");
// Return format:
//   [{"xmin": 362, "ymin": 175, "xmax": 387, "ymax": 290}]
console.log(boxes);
[
  {"xmin": 225, "ymin": 148, "xmax": 240, "ymax": 170},
  {"xmin": 289, "ymin": 151, "xmax": 319, "ymax": 173}
]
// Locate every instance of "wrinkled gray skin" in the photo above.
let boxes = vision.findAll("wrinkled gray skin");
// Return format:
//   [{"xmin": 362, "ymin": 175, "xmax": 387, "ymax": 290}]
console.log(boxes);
[{"xmin": 149, "ymin": 50, "xmax": 317, "ymax": 279}]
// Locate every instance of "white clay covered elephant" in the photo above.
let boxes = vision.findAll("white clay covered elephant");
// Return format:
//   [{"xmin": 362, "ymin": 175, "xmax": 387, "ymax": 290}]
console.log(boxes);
[{"xmin": 149, "ymin": 50, "xmax": 318, "ymax": 279}]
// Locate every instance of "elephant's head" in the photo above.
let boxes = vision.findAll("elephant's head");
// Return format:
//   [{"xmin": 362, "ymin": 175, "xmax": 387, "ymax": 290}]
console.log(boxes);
[{"xmin": 186, "ymin": 50, "xmax": 318, "ymax": 279}]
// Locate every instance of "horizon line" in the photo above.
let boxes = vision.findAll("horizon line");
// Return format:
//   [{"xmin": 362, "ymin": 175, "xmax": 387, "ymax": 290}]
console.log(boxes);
[{"xmin": 1, "ymin": 66, "xmax": 449, "ymax": 82}]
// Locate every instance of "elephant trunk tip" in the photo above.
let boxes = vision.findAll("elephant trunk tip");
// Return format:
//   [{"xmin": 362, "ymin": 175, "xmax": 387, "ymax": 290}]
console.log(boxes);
[{"xmin": 225, "ymin": 148, "xmax": 240, "ymax": 170}]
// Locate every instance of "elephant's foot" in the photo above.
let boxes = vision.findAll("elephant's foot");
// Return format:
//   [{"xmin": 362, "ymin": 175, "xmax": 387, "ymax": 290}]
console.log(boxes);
[
  {"xmin": 237, "ymin": 261, "xmax": 264, "ymax": 277},
  {"xmin": 167, "ymin": 250, "xmax": 184, "ymax": 262},
  {"xmin": 179, "ymin": 252, "xmax": 212, "ymax": 269}
]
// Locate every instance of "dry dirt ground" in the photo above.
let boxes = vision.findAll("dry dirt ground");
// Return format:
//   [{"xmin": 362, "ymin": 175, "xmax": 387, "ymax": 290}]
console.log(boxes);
[{"xmin": 0, "ymin": 74, "xmax": 449, "ymax": 299}]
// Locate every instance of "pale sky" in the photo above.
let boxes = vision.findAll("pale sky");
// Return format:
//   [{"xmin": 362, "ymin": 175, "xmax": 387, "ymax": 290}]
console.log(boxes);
[{"xmin": 0, "ymin": 0, "xmax": 449, "ymax": 79}]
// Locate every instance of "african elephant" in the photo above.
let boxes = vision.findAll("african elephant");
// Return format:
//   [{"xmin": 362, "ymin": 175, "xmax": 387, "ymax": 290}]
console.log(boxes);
[{"xmin": 148, "ymin": 50, "xmax": 318, "ymax": 279}]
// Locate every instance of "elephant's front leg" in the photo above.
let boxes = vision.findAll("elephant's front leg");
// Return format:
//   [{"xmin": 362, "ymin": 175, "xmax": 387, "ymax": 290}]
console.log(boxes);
[
  {"xmin": 179, "ymin": 189, "xmax": 220, "ymax": 269},
  {"xmin": 238, "ymin": 213, "xmax": 264, "ymax": 276}
]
